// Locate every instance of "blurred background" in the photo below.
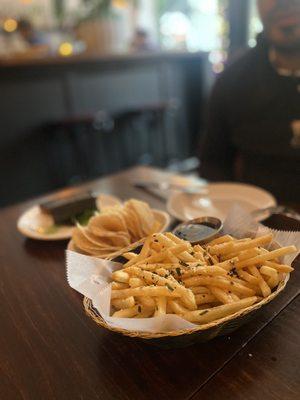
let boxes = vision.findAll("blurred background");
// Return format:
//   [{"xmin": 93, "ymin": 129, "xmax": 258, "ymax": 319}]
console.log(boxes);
[{"xmin": 0, "ymin": 0, "xmax": 262, "ymax": 207}]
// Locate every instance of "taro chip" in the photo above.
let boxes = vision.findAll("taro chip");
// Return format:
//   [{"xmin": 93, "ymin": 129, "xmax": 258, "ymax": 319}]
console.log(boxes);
[
  {"xmin": 123, "ymin": 207, "xmax": 144, "ymax": 240},
  {"xmin": 89, "ymin": 212, "xmax": 128, "ymax": 233},
  {"xmin": 72, "ymin": 228, "xmax": 110, "ymax": 254},
  {"xmin": 77, "ymin": 225, "xmax": 120, "ymax": 249},
  {"xmin": 126, "ymin": 199, "xmax": 155, "ymax": 235}
]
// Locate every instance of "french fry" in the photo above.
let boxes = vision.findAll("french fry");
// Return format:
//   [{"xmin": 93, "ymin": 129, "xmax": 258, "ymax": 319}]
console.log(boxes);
[
  {"xmin": 208, "ymin": 241, "xmax": 235, "ymax": 255},
  {"xmin": 209, "ymin": 234, "xmax": 273, "ymax": 256},
  {"xmin": 168, "ymin": 299, "xmax": 189, "ymax": 315},
  {"xmin": 195, "ymin": 293, "xmax": 217, "ymax": 305},
  {"xmin": 248, "ymin": 266, "xmax": 271, "ymax": 298},
  {"xmin": 209, "ymin": 286, "xmax": 232, "ymax": 304},
  {"xmin": 123, "ymin": 236, "xmax": 152, "ymax": 267},
  {"xmin": 165, "ymin": 232, "xmax": 185, "ymax": 244},
  {"xmin": 229, "ymin": 293, "xmax": 240, "ymax": 302},
  {"xmin": 183, "ymin": 297, "xmax": 258, "ymax": 323},
  {"xmin": 122, "ymin": 252, "xmax": 138, "ymax": 260},
  {"xmin": 126, "ymin": 266, "xmax": 197, "ymax": 310},
  {"xmin": 154, "ymin": 297, "xmax": 167, "ymax": 316},
  {"xmin": 191, "ymin": 286, "xmax": 211, "ymax": 295},
  {"xmin": 208, "ymin": 235, "xmax": 233, "ymax": 246},
  {"xmin": 111, "ymin": 286, "xmax": 180, "ymax": 299},
  {"xmin": 236, "ymin": 246, "xmax": 297, "ymax": 269},
  {"xmin": 222, "ymin": 248, "xmax": 260, "ymax": 261},
  {"xmin": 264, "ymin": 261, "xmax": 294, "ymax": 273},
  {"xmin": 260, "ymin": 265, "xmax": 279, "ymax": 289},
  {"xmin": 237, "ymin": 270, "xmax": 259, "ymax": 285},
  {"xmin": 111, "ymin": 282, "xmax": 129, "ymax": 290},
  {"xmin": 178, "ymin": 251, "xmax": 197, "ymax": 262},
  {"xmin": 183, "ymin": 276, "xmax": 255, "ymax": 297},
  {"xmin": 111, "ymin": 296, "xmax": 135, "ymax": 310},
  {"xmin": 112, "ymin": 305, "xmax": 139, "ymax": 318},
  {"xmin": 129, "ymin": 277, "xmax": 145, "ymax": 288},
  {"xmin": 181, "ymin": 265, "xmax": 228, "ymax": 279},
  {"xmin": 136, "ymin": 296, "xmax": 156, "ymax": 308},
  {"xmin": 112, "ymin": 270, "xmax": 129, "ymax": 283}
]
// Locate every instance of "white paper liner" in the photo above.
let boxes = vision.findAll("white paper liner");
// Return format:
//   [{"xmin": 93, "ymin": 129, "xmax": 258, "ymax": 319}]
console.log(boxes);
[{"xmin": 66, "ymin": 205, "xmax": 300, "ymax": 333}]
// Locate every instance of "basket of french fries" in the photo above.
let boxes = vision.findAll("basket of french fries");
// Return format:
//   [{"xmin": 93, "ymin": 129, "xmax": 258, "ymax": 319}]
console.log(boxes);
[{"xmin": 67, "ymin": 205, "xmax": 299, "ymax": 348}]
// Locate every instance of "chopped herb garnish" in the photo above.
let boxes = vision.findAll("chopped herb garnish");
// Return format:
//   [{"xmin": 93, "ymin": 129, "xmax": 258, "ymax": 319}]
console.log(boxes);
[
  {"xmin": 179, "ymin": 261, "xmax": 188, "ymax": 267},
  {"xmin": 228, "ymin": 267, "xmax": 238, "ymax": 277},
  {"xmin": 176, "ymin": 267, "xmax": 182, "ymax": 276},
  {"xmin": 166, "ymin": 283, "xmax": 174, "ymax": 291},
  {"xmin": 199, "ymin": 310, "xmax": 209, "ymax": 316}
]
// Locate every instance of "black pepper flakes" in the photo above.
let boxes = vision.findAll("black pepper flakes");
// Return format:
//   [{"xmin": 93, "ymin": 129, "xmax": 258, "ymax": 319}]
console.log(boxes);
[{"xmin": 199, "ymin": 310, "xmax": 209, "ymax": 316}]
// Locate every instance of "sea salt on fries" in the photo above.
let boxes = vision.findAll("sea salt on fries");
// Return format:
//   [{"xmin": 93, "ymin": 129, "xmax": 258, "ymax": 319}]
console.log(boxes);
[{"xmin": 109, "ymin": 232, "xmax": 297, "ymax": 324}]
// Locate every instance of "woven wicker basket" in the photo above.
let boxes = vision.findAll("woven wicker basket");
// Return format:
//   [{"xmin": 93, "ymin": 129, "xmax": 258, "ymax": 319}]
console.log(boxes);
[{"xmin": 83, "ymin": 272, "xmax": 289, "ymax": 348}]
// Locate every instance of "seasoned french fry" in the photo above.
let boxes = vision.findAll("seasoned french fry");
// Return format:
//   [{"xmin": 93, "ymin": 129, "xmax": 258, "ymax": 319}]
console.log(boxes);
[
  {"xmin": 237, "ymin": 269, "xmax": 259, "ymax": 285},
  {"xmin": 264, "ymin": 261, "xmax": 294, "ymax": 273},
  {"xmin": 248, "ymin": 266, "xmax": 271, "ymax": 298},
  {"xmin": 260, "ymin": 265, "xmax": 279, "ymax": 289},
  {"xmin": 183, "ymin": 297, "xmax": 258, "ymax": 323},
  {"xmin": 111, "ymin": 282, "xmax": 129, "ymax": 290},
  {"xmin": 195, "ymin": 293, "xmax": 217, "ymax": 305},
  {"xmin": 209, "ymin": 286, "xmax": 232, "ymax": 304},
  {"xmin": 112, "ymin": 305, "xmax": 139, "ymax": 318},
  {"xmin": 236, "ymin": 246, "xmax": 297, "ymax": 269},
  {"xmin": 209, "ymin": 241, "xmax": 235, "ymax": 255},
  {"xmin": 229, "ymin": 293, "xmax": 240, "ymax": 302},
  {"xmin": 208, "ymin": 235, "xmax": 233, "ymax": 246},
  {"xmin": 165, "ymin": 249, "xmax": 179, "ymax": 263},
  {"xmin": 178, "ymin": 251, "xmax": 197, "ymax": 262},
  {"xmin": 168, "ymin": 299, "xmax": 189, "ymax": 315},
  {"xmin": 129, "ymin": 277, "xmax": 145, "ymax": 288},
  {"xmin": 181, "ymin": 265, "xmax": 228, "ymax": 279},
  {"xmin": 136, "ymin": 296, "xmax": 156, "ymax": 308},
  {"xmin": 111, "ymin": 286, "xmax": 180, "ymax": 299},
  {"xmin": 222, "ymin": 248, "xmax": 260, "ymax": 261},
  {"xmin": 191, "ymin": 286, "xmax": 211, "ymax": 295},
  {"xmin": 154, "ymin": 297, "xmax": 167, "ymax": 316},
  {"xmin": 122, "ymin": 252, "xmax": 138, "ymax": 260},
  {"xmin": 183, "ymin": 276, "xmax": 255, "ymax": 296},
  {"xmin": 210, "ymin": 234, "xmax": 273, "ymax": 256},
  {"xmin": 123, "ymin": 236, "xmax": 152, "ymax": 267},
  {"xmin": 126, "ymin": 266, "xmax": 197, "ymax": 310},
  {"xmin": 165, "ymin": 232, "xmax": 185, "ymax": 244},
  {"xmin": 111, "ymin": 296, "xmax": 135, "ymax": 310},
  {"xmin": 112, "ymin": 270, "xmax": 129, "ymax": 283}
]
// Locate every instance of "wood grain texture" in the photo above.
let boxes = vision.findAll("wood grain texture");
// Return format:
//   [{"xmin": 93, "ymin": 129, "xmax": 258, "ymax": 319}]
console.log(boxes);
[
  {"xmin": 0, "ymin": 166, "xmax": 299, "ymax": 400},
  {"xmin": 192, "ymin": 295, "xmax": 300, "ymax": 400}
]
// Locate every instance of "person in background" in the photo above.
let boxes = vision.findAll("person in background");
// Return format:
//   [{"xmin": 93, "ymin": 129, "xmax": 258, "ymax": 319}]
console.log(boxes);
[
  {"xmin": 18, "ymin": 19, "xmax": 48, "ymax": 47},
  {"xmin": 200, "ymin": 0, "xmax": 300, "ymax": 202},
  {"xmin": 130, "ymin": 28, "xmax": 158, "ymax": 52}
]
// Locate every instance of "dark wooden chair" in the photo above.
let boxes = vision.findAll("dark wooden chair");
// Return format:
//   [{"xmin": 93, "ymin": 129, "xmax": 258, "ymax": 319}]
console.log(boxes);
[{"xmin": 43, "ymin": 102, "xmax": 180, "ymax": 188}]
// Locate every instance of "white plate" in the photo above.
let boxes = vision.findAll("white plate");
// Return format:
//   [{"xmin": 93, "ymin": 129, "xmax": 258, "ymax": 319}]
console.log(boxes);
[
  {"xmin": 67, "ymin": 209, "xmax": 171, "ymax": 252},
  {"xmin": 17, "ymin": 194, "xmax": 122, "ymax": 241},
  {"xmin": 167, "ymin": 182, "xmax": 277, "ymax": 222}
]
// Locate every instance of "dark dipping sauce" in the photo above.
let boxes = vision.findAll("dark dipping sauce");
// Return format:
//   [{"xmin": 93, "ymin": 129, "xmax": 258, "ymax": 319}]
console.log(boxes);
[{"xmin": 174, "ymin": 222, "xmax": 218, "ymax": 243}]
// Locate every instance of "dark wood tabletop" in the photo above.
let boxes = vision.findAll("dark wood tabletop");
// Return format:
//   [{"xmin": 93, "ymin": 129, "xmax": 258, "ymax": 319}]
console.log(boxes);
[{"xmin": 1, "ymin": 166, "xmax": 299, "ymax": 400}]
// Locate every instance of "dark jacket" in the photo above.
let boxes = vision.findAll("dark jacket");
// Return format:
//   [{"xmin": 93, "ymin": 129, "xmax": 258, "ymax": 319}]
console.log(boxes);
[{"xmin": 200, "ymin": 37, "xmax": 300, "ymax": 202}]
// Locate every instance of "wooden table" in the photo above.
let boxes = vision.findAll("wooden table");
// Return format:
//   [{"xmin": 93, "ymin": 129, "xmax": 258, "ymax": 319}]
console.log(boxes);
[{"xmin": 1, "ymin": 166, "xmax": 299, "ymax": 400}]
